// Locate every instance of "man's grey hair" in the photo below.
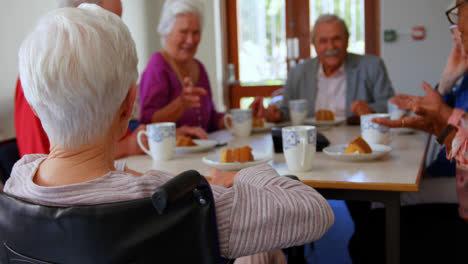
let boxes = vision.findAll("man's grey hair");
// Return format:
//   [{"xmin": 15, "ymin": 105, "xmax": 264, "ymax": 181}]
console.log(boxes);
[
  {"xmin": 57, "ymin": 0, "xmax": 101, "ymax": 8},
  {"xmin": 310, "ymin": 14, "xmax": 349, "ymax": 43},
  {"xmin": 157, "ymin": 0, "xmax": 204, "ymax": 48},
  {"xmin": 19, "ymin": 4, "xmax": 138, "ymax": 149}
]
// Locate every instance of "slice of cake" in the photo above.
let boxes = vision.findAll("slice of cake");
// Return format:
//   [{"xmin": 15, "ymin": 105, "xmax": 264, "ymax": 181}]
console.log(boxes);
[
  {"xmin": 221, "ymin": 146, "xmax": 254, "ymax": 163},
  {"xmin": 176, "ymin": 136, "xmax": 198, "ymax": 147},
  {"xmin": 221, "ymin": 149, "xmax": 234, "ymax": 163},
  {"xmin": 343, "ymin": 136, "xmax": 372, "ymax": 154},
  {"xmin": 316, "ymin": 109, "xmax": 335, "ymax": 121},
  {"xmin": 252, "ymin": 117, "xmax": 265, "ymax": 128}
]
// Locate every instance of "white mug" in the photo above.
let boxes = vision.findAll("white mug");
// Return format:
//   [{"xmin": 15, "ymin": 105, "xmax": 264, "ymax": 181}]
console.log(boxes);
[
  {"xmin": 387, "ymin": 100, "xmax": 410, "ymax": 120},
  {"xmin": 137, "ymin": 122, "xmax": 176, "ymax": 161},
  {"xmin": 224, "ymin": 109, "xmax": 252, "ymax": 137},
  {"xmin": 282, "ymin": 125, "xmax": 316, "ymax": 172},
  {"xmin": 360, "ymin": 113, "xmax": 391, "ymax": 145},
  {"xmin": 289, "ymin": 99, "xmax": 308, "ymax": 125}
]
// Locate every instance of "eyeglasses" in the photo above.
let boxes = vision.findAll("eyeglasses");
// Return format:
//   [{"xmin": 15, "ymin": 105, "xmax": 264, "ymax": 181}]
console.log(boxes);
[
  {"xmin": 450, "ymin": 24, "xmax": 458, "ymax": 34},
  {"xmin": 446, "ymin": 0, "xmax": 468, "ymax": 25}
]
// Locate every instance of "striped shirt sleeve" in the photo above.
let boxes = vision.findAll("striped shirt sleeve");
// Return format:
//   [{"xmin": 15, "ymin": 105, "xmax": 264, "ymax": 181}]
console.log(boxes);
[{"xmin": 211, "ymin": 163, "xmax": 334, "ymax": 258}]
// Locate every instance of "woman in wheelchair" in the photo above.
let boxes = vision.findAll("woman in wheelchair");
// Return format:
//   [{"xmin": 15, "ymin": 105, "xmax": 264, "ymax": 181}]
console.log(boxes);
[{"xmin": 3, "ymin": 3, "xmax": 334, "ymax": 261}]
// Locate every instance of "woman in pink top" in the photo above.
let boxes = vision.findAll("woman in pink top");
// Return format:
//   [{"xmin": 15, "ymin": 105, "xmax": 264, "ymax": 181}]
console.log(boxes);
[
  {"xmin": 4, "ymin": 3, "xmax": 334, "ymax": 262},
  {"xmin": 139, "ymin": 0, "xmax": 225, "ymax": 138}
]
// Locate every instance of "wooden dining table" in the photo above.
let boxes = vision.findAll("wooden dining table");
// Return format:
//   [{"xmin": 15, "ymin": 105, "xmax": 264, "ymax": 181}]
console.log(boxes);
[{"xmin": 120, "ymin": 124, "xmax": 428, "ymax": 264}]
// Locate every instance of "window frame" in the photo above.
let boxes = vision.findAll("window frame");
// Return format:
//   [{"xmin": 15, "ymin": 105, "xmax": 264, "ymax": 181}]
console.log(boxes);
[{"xmin": 226, "ymin": 0, "xmax": 380, "ymax": 108}]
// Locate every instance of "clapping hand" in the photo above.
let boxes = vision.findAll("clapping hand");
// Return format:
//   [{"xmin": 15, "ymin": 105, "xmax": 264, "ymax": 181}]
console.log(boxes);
[
  {"xmin": 179, "ymin": 77, "xmax": 207, "ymax": 110},
  {"xmin": 372, "ymin": 82, "xmax": 453, "ymax": 137}
]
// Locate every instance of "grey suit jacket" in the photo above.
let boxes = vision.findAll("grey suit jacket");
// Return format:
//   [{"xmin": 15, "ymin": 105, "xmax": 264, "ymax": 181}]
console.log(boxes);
[{"xmin": 279, "ymin": 53, "xmax": 395, "ymax": 119}]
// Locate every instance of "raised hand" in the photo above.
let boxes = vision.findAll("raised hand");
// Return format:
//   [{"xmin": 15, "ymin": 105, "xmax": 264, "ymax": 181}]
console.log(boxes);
[
  {"xmin": 178, "ymin": 77, "xmax": 207, "ymax": 111},
  {"xmin": 350, "ymin": 100, "xmax": 372, "ymax": 116},
  {"xmin": 372, "ymin": 82, "xmax": 453, "ymax": 137}
]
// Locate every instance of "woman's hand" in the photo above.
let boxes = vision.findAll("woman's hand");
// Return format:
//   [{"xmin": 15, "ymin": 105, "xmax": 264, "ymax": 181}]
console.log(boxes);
[
  {"xmin": 372, "ymin": 82, "xmax": 453, "ymax": 137},
  {"xmin": 209, "ymin": 168, "xmax": 237, "ymax": 188},
  {"xmin": 177, "ymin": 77, "xmax": 207, "ymax": 111},
  {"xmin": 176, "ymin": 125, "xmax": 208, "ymax": 139},
  {"xmin": 351, "ymin": 100, "xmax": 372, "ymax": 116}
]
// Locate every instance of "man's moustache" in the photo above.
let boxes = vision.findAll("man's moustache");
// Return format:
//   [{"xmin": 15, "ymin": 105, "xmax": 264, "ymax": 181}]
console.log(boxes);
[{"xmin": 323, "ymin": 49, "xmax": 340, "ymax": 56}]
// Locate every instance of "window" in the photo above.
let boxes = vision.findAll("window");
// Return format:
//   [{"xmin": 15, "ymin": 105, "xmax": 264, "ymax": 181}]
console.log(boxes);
[
  {"xmin": 227, "ymin": 0, "xmax": 380, "ymax": 109},
  {"xmin": 237, "ymin": 0, "xmax": 287, "ymax": 86}
]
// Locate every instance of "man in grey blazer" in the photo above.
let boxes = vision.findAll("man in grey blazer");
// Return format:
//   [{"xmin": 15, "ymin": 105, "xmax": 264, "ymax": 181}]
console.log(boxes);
[{"xmin": 253, "ymin": 14, "xmax": 395, "ymax": 122}]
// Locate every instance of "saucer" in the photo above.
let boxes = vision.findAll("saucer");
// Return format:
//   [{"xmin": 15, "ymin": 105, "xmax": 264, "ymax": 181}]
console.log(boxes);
[
  {"xmin": 202, "ymin": 152, "xmax": 272, "ymax": 171},
  {"xmin": 323, "ymin": 144, "xmax": 392, "ymax": 161},
  {"xmin": 176, "ymin": 139, "xmax": 218, "ymax": 153}
]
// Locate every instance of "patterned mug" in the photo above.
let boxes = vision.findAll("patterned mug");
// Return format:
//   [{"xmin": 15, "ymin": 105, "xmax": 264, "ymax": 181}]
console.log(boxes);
[
  {"xmin": 282, "ymin": 125, "xmax": 316, "ymax": 172},
  {"xmin": 360, "ymin": 113, "xmax": 391, "ymax": 145},
  {"xmin": 137, "ymin": 122, "xmax": 176, "ymax": 161}
]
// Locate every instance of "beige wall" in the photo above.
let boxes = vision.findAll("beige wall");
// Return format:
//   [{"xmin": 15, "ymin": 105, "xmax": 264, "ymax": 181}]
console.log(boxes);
[
  {"xmin": 0, "ymin": 0, "xmax": 56, "ymax": 140},
  {"xmin": 380, "ymin": 0, "xmax": 452, "ymax": 96}
]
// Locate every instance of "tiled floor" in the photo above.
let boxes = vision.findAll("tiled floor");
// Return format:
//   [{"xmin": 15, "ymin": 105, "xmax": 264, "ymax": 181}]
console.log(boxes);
[{"xmin": 305, "ymin": 200, "xmax": 354, "ymax": 264}]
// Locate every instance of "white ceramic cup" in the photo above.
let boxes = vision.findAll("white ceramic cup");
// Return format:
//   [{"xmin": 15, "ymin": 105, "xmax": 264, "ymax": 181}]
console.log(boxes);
[
  {"xmin": 282, "ymin": 125, "xmax": 316, "ymax": 172},
  {"xmin": 289, "ymin": 99, "xmax": 308, "ymax": 125},
  {"xmin": 360, "ymin": 113, "xmax": 391, "ymax": 145},
  {"xmin": 387, "ymin": 100, "xmax": 410, "ymax": 120},
  {"xmin": 137, "ymin": 122, "xmax": 176, "ymax": 161},
  {"xmin": 224, "ymin": 109, "xmax": 252, "ymax": 137}
]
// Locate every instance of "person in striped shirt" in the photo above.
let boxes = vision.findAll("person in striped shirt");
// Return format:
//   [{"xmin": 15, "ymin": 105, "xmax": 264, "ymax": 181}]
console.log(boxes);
[{"xmin": 4, "ymin": 3, "xmax": 334, "ymax": 261}]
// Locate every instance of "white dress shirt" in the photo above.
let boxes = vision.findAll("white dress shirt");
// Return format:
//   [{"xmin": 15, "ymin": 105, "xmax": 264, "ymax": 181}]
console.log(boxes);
[{"xmin": 315, "ymin": 63, "xmax": 347, "ymax": 117}]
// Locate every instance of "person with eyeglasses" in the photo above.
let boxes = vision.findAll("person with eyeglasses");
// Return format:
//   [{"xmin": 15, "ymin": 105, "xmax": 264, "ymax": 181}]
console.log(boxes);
[{"xmin": 347, "ymin": 1, "xmax": 468, "ymax": 263}]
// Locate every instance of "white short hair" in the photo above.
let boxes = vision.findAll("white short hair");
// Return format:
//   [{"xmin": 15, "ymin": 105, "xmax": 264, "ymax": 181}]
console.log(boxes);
[
  {"xmin": 157, "ymin": 0, "xmax": 204, "ymax": 47},
  {"xmin": 57, "ymin": 0, "xmax": 101, "ymax": 8},
  {"xmin": 310, "ymin": 14, "xmax": 349, "ymax": 43},
  {"xmin": 19, "ymin": 4, "xmax": 138, "ymax": 149}
]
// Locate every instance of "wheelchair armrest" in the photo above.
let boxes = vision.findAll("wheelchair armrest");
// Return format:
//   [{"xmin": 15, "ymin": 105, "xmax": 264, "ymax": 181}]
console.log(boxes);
[
  {"xmin": 282, "ymin": 175, "xmax": 300, "ymax": 181},
  {"xmin": 152, "ymin": 170, "xmax": 204, "ymax": 214}
]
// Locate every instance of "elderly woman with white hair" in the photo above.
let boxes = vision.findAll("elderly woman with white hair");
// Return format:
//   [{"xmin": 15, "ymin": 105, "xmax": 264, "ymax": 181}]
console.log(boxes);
[
  {"xmin": 13, "ymin": 0, "xmax": 144, "ymax": 159},
  {"xmin": 4, "ymin": 4, "xmax": 334, "ymax": 262},
  {"xmin": 139, "ymin": 0, "xmax": 224, "ymax": 139}
]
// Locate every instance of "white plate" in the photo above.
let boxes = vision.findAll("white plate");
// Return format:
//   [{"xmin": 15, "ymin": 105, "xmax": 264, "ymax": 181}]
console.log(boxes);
[
  {"xmin": 323, "ymin": 144, "xmax": 392, "ymax": 161},
  {"xmin": 252, "ymin": 122, "xmax": 275, "ymax": 133},
  {"xmin": 202, "ymin": 152, "xmax": 272, "ymax": 171},
  {"xmin": 176, "ymin": 139, "xmax": 218, "ymax": 153},
  {"xmin": 305, "ymin": 117, "xmax": 346, "ymax": 126}
]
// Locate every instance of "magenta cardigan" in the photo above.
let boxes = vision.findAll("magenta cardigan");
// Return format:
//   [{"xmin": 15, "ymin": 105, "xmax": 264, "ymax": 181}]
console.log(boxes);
[{"xmin": 139, "ymin": 52, "xmax": 224, "ymax": 132}]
